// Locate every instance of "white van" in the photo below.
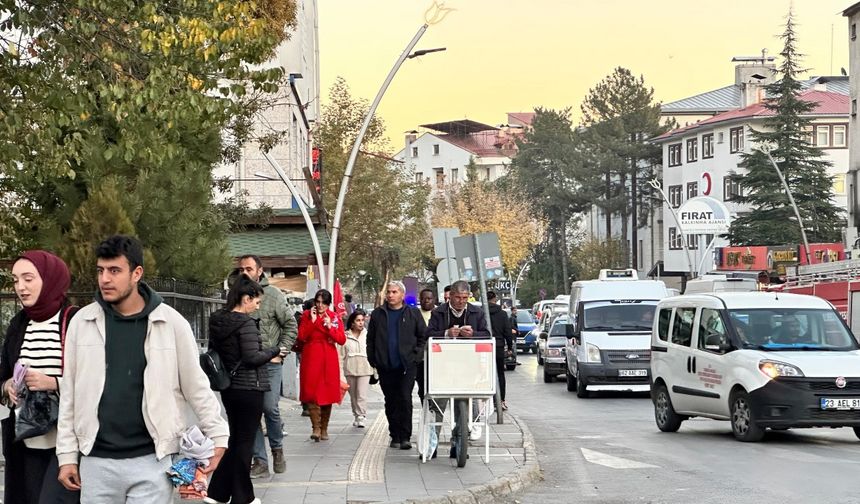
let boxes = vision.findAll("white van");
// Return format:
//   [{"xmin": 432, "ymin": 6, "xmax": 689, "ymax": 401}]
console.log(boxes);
[
  {"xmin": 650, "ymin": 291, "xmax": 860, "ymax": 442},
  {"xmin": 564, "ymin": 269, "xmax": 670, "ymax": 398}
]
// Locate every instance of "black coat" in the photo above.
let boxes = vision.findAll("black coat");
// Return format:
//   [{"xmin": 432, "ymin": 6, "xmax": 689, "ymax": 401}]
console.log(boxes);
[
  {"xmin": 366, "ymin": 304, "xmax": 427, "ymax": 372},
  {"xmin": 425, "ymin": 303, "xmax": 491, "ymax": 339},
  {"xmin": 208, "ymin": 309, "xmax": 279, "ymax": 392},
  {"xmin": 488, "ymin": 303, "xmax": 513, "ymax": 349}
]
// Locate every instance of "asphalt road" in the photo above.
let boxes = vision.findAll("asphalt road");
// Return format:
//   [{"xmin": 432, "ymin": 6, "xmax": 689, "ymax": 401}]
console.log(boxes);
[{"xmin": 503, "ymin": 352, "xmax": 860, "ymax": 504}]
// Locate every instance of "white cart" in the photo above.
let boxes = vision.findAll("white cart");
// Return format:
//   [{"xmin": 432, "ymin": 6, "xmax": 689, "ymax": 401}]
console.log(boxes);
[{"xmin": 417, "ymin": 338, "xmax": 496, "ymax": 467}]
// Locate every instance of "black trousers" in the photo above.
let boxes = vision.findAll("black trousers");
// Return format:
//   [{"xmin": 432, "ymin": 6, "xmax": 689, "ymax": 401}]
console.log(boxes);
[
  {"xmin": 3, "ymin": 440, "xmax": 79, "ymax": 504},
  {"xmin": 415, "ymin": 361, "xmax": 425, "ymax": 403},
  {"xmin": 208, "ymin": 389, "xmax": 264, "ymax": 504},
  {"xmin": 379, "ymin": 366, "xmax": 417, "ymax": 442},
  {"xmin": 496, "ymin": 346, "xmax": 506, "ymax": 401}
]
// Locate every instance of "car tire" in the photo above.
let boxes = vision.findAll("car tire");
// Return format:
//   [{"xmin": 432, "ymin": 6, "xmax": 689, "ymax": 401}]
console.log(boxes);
[
  {"xmin": 506, "ymin": 363, "xmax": 516, "ymax": 371},
  {"xmin": 543, "ymin": 368, "xmax": 554, "ymax": 383},
  {"xmin": 575, "ymin": 369, "xmax": 589, "ymax": 398},
  {"xmin": 566, "ymin": 366, "xmax": 576, "ymax": 392},
  {"xmin": 532, "ymin": 346, "xmax": 538, "ymax": 354},
  {"xmin": 653, "ymin": 384, "xmax": 683, "ymax": 433},
  {"xmin": 537, "ymin": 352, "xmax": 544, "ymax": 366},
  {"xmin": 730, "ymin": 390, "xmax": 765, "ymax": 442},
  {"xmin": 853, "ymin": 427, "xmax": 860, "ymax": 440}
]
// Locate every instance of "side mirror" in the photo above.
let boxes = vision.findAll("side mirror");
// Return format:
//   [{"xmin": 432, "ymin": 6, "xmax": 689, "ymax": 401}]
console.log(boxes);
[{"xmin": 705, "ymin": 333, "xmax": 732, "ymax": 352}]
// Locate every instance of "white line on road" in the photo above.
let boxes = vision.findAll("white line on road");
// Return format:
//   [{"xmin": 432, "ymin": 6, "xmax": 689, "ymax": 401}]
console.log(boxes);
[{"xmin": 580, "ymin": 447, "xmax": 659, "ymax": 469}]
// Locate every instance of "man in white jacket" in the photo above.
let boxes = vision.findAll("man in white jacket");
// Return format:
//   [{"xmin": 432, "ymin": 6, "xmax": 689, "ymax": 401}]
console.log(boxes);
[{"xmin": 56, "ymin": 235, "xmax": 229, "ymax": 503}]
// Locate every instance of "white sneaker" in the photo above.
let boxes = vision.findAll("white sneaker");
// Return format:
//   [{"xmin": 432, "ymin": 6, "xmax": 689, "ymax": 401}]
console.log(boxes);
[
  {"xmin": 356, "ymin": 416, "xmax": 366, "ymax": 428},
  {"xmin": 202, "ymin": 498, "xmax": 226, "ymax": 504},
  {"xmin": 250, "ymin": 499, "xmax": 262, "ymax": 504},
  {"xmin": 469, "ymin": 424, "xmax": 483, "ymax": 441}
]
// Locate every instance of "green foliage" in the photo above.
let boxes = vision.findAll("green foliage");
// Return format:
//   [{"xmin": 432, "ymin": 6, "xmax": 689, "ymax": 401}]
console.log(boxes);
[
  {"xmin": 727, "ymin": 13, "xmax": 845, "ymax": 245},
  {"xmin": 316, "ymin": 77, "xmax": 431, "ymax": 284},
  {"xmin": 570, "ymin": 237, "xmax": 626, "ymax": 282},
  {"xmin": 0, "ymin": 0, "xmax": 296, "ymax": 284}
]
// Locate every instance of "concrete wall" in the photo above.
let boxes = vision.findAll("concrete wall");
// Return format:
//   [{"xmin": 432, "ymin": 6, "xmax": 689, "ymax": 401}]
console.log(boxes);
[{"xmin": 847, "ymin": 9, "xmax": 860, "ymax": 237}]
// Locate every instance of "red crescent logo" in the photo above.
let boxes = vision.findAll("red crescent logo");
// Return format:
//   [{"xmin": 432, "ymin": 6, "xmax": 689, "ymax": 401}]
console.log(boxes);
[{"xmin": 702, "ymin": 173, "xmax": 712, "ymax": 195}]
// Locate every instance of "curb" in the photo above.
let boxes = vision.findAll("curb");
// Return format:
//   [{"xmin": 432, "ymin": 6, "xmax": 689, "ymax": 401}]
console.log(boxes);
[{"xmin": 388, "ymin": 413, "xmax": 543, "ymax": 504}]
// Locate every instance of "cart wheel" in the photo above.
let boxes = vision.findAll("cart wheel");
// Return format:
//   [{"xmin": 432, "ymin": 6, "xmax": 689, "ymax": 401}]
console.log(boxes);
[{"xmin": 455, "ymin": 400, "xmax": 469, "ymax": 468}]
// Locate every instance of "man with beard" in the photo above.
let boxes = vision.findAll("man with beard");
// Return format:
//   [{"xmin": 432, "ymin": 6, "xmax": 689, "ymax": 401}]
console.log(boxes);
[{"xmin": 57, "ymin": 235, "xmax": 228, "ymax": 503}]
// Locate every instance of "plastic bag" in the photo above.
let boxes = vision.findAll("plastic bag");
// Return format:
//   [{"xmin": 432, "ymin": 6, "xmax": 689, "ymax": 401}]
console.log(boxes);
[{"xmin": 15, "ymin": 389, "xmax": 59, "ymax": 441}]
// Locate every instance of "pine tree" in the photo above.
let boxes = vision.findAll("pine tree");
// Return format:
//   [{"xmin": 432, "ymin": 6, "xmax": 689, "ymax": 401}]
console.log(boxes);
[{"xmin": 727, "ymin": 12, "xmax": 845, "ymax": 245}]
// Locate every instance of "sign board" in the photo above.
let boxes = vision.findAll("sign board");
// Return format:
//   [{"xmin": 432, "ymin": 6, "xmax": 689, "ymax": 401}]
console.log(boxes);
[
  {"xmin": 453, "ymin": 233, "xmax": 503, "ymax": 281},
  {"xmin": 435, "ymin": 258, "xmax": 459, "ymax": 297},
  {"xmin": 490, "ymin": 279, "xmax": 512, "ymax": 292},
  {"xmin": 432, "ymin": 228, "xmax": 460, "ymax": 260},
  {"xmin": 678, "ymin": 196, "xmax": 732, "ymax": 234},
  {"xmin": 426, "ymin": 339, "xmax": 496, "ymax": 396}
]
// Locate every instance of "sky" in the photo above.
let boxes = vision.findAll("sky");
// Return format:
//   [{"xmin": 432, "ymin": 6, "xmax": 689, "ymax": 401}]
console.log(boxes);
[{"xmin": 318, "ymin": 1, "xmax": 851, "ymax": 150}]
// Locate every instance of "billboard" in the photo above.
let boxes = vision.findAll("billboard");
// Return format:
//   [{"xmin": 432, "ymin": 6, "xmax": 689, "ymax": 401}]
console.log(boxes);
[{"xmin": 678, "ymin": 196, "xmax": 732, "ymax": 234}]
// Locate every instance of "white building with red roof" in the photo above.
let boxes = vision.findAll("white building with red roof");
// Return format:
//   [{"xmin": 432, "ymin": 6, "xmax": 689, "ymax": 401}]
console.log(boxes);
[{"xmin": 652, "ymin": 88, "xmax": 849, "ymax": 276}]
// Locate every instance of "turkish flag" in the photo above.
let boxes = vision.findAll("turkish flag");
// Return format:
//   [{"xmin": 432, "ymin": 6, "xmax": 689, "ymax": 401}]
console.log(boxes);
[{"xmin": 333, "ymin": 279, "xmax": 347, "ymax": 319}]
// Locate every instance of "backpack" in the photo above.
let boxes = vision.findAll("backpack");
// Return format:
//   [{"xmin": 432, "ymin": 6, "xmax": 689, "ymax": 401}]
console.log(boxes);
[{"xmin": 200, "ymin": 349, "xmax": 239, "ymax": 391}]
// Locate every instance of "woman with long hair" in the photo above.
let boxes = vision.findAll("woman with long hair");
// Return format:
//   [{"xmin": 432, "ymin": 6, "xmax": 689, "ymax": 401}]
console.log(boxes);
[
  {"xmin": 206, "ymin": 275, "xmax": 287, "ymax": 504},
  {"xmin": 1, "ymin": 251, "xmax": 79, "ymax": 503},
  {"xmin": 297, "ymin": 289, "xmax": 346, "ymax": 441},
  {"xmin": 339, "ymin": 310, "xmax": 374, "ymax": 428}
]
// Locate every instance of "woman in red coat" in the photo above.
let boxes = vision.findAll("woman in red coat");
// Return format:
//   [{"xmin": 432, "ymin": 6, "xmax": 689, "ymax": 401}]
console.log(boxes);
[{"xmin": 298, "ymin": 289, "xmax": 347, "ymax": 441}]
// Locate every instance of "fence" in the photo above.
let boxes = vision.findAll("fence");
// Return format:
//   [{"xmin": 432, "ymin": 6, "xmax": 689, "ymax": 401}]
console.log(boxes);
[{"xmin": 0, "ymin": 278, "xmax": 225, "ymax": 347}]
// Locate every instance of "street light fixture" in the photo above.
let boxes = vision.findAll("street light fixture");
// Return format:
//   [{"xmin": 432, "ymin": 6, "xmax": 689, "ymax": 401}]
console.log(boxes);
[
  {"xmin": 357, "ymin": 269, "xmax": 368, "ymax": 309},
  {"xmin": 648, "ymin": 178, "xmax": 695, "ymax": 278}
]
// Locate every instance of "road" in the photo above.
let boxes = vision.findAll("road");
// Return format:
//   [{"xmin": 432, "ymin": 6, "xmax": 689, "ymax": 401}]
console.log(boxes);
[{"xmin": 504, "ymin": 352, "xmax": 860, "ymax": 504}]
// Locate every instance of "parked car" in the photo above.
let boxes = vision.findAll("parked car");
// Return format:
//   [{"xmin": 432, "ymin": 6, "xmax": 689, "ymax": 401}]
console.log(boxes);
[
  {"xmin": 651, "ymin": 291, "xmax": 860, "ymax": 442},
  {"xmin": 536, "ymin": 306, "xmax": 569, "ymax": 364},
  {"xmin": 538, "ymin": 314, "xmax": 569, "ymax": 365},
  {"xmin": 541, "ymin": 318, "xmax": 573, "ymax": 383},
  {"xmin": 514, "ymin": 310, "xmax": 538, "ymax": 353}
]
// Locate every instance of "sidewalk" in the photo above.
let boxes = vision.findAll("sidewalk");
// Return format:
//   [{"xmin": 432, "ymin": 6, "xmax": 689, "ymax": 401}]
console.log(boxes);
[{"xmin": 241, "ymin": 387, "xmax": 540, "ymax": 503}]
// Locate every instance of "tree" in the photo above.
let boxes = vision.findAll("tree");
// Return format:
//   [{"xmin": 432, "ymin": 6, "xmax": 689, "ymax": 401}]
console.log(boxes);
[
  {"xmin": 580, "ymin": 68, "xmax": 669, "ymax": 266},
  {"xmin": 570, "ymin": 237, "xmax": 626, "ymax": 282},
  {"xmin": 0, "ymin": 0, "xmax": 296, "ymax": 284},
  {"xmin": 727, "ymin": 13, "xmax": 844, "ymax": 245},
  {"xmin": 316, "ymin": 77, "xmax": 430, "ymax": 287}
]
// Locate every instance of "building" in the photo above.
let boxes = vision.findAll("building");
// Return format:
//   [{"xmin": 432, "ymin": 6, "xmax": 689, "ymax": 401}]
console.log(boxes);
[
  {"xmin": 844, "ymin": 4, "xmax": 860, "ymax": 244},
  {"xmin": 653, "ymin": 89, "xmax": 849, "ymax": 276},
  {"xmin": 393, "ymin": 113, "xmax": 533, "ymax": 191}
]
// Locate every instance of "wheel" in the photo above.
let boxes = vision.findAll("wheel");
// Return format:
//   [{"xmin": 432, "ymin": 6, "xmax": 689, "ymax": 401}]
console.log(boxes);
[
  {"xmin": 506, "ymin": 363, "xmax": 516, "ymax": 371},
  {"xmin": 653, "ymin": 384, "xmax": 683, "ymax": 432},
  {"xmin": 454, "ymin": 400, "xmax": 469, "ymax": 468},
  {"xmin": 537, "ymin": 350, "xmax": 544, "ymax": 366},
  {"xmin": 730, "ymin": 390, "xmax": 765, "ymax": 442},
  {"xmin": 575, "ymin": 369, "xmax": 589, "ymax": 398},
  {"xmin": 853, "ymin": 427, "xmax": 860, "ymax": 440},
  {"xmin": 531, "ymin": 346, "xmax": 538, "ymax": 354},
  {"xmin": 566, "ymin": 365, "xmax": 576, "ymax": 392},
  {"xmin": 543, "ymin": 368, "xmax": 554, "ymax": 383}
]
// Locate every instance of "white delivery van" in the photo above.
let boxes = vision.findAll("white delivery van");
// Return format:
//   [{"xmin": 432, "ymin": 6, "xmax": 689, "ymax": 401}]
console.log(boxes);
[
  {"xmin": 650, "ymin": 291, "xmax": 860, "ymax": 442},
  {"xmin": 564, "ymin": 269, "xmax": 670, "ymax": 398}
]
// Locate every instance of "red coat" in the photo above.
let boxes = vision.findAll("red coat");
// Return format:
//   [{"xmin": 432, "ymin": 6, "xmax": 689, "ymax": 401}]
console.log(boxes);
[{"xmin": 298, "ymin": 309, "xmax": 347, "ymax": 405}]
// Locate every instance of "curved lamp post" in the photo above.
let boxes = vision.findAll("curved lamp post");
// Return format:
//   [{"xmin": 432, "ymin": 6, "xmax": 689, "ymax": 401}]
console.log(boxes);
[{"xmin": 648, "ymin": 178, "xmax": 695, "ymax": 278}]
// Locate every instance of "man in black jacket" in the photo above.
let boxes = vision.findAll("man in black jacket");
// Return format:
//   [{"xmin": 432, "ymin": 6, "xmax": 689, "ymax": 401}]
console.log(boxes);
[
  {"xmin": 487, "ymin": 291, "xmax": 513, "ymax": 410},
  {"xmin": 366, "ymin": 281, "xmax": 427, "ymax": 450}
]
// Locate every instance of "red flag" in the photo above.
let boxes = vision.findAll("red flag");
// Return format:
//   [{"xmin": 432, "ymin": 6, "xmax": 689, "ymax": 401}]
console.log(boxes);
[{"xmin": 333, "ymin": 279, "xmax": 347, "ymax": 319}]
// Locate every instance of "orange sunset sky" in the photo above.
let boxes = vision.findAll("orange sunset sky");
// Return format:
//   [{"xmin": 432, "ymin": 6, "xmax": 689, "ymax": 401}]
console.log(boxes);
[{"xmin": 318, "ymin": 1, "xmax": 851, "ymax": 149}]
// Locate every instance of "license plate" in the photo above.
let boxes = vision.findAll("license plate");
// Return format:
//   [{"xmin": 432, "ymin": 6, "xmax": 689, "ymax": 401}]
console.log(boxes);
[
  {"xmin": 820, "ymin": 397, "xmax": 860, "ymax": 410},
  {"xmin": 619, "ymin": 369, "xmax": 647, "ymax": 377}
]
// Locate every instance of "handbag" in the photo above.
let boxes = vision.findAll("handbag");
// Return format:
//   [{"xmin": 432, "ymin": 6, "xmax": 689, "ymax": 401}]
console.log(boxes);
[
  {"xmin": 369, "ymin": 369, "xmax": 379, "ymax": 385},
  {"xmin": 200, "ymin": 349, "xmax": 239, "ymax": 391}
]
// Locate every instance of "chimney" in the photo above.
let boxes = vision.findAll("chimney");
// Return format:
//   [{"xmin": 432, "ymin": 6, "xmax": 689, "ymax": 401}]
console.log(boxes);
[
  {"xmin": 405, "ymin": 130, "xmax": 418, "ymax": 149},
  {"xmin": 733, "ymin": 49, "xmax": 777, "ymax": 107}
]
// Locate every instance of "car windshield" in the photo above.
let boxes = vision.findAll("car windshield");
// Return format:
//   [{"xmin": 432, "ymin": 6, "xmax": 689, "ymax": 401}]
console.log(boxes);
[
  {"xmin": 728, "ymin": 308, "xmax": 859, "ymax": 351},
  {"xmin": 550, "ymin": 322, "xmax": 571, "ymax": 337},
  {"xmin": 516, "ymin": 311, "xmax": 534, "ymax": 324},
  {"xmin": 582, "ymin": 301, "xmax": 657, "ymax": 331}
]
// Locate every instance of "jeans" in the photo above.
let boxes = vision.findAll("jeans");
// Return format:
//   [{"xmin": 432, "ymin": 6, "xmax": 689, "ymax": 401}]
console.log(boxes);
[
  {"xmin": 253, "ymin": 362, "xmax": 284, "ymax": 464},
  {"xmin": 208, "ymin": 389, "xmax": 265, "ymax": 504}
]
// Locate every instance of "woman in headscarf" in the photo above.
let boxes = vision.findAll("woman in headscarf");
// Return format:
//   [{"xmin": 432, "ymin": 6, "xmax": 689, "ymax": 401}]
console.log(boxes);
[
  {"xmin": 1, "ymin": 251, "xmax": 79, "ymax": 503},
  {"xmin": 297, "ymin": 289, "xmax": 346, "ymax": 441}
]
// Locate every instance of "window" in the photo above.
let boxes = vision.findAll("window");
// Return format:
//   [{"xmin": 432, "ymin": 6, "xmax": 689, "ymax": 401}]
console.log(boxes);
[
  {"xmin": 414, "ymin": 172, "xmax": 423, "ymax": 183},
  {"xmin": 484, "ymin": 167, "xmax": 491, "ymax": 180},
  {"xmin": 411, "ymin": 146, "xmax": 419, "ymax": 157},
  {"xmin": 668, "ymin": 144, "xmax": 682, "ymax": 167},
  {"xmin": 833, "ymin": 125, "xmax": 847, "ymax": 147},
  {"xmin": 451, "ymin": 168, "xmax": 459, "ymax": 182},
  {"xmin": 698, "ymin": 309, "xmax": 729, "ymax": 353},
  {"xmin": 704, "ymin": 234, "xmax": 715, "ymax": 245},
  {"xmin": 702, "ymin": 133, "xmax": 714, "ymax": 159},
  {"xmin": 668, "ymin": 185, "xmax": 682, "ymax": 208},
  {"xmin": 671, "ymin": 307, "xmax": 696, "ymax": 347},
  {"xmin": 433, "ymin": 144, "xmax": 440, "ymax": 155},
  {"xmin": 853, "ymin": 99, "xmax": 857, "ymax": 117},
  {"xmin": 638, "ymin": 240, "xmax": 644, "ymax": 269},
  {"xmin": 853, "ymin": 23, "xmax": 857, "ymax": 41},
  {"xmin": 434, "ymin": 168, "xmax": 444, "ymax": 187},
  {"xmin": 657, "ymin": 308, "xmax": 672, "ymax": 341},
  {"xmin": 730, "ymin": 127, "xmax": 744, "ymax": 153},
  {"xmin": 687, "ymin": 234, "xmax": 699, "ymax": 249},
  {"xmin": 686, "ymin": 138, "xmax": 698, "ymax": 162},
  {"xmin": 724, "ymin": 176, "xmax": 742, "ymax": 201},
  {"xmin": 816, "ymin": 125, "xmax": 831, "ymax": 147},
  {"xmin": 686, "ymin": 181, "xmax": 698, "ymax": 200},
  {"xmin": 833, "ymin": 173, "xmax": 846, "ymax": 194},
  {"xmin": 669, "ymin": 227, "xmax": 683, "ymax": 250},
  {"xmin": 802, "ymin": 126, "xmax": 814, "ymax": 145}
]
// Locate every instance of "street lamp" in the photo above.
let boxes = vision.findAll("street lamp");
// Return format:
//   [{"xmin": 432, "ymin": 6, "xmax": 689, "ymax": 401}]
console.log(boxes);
[
  {"xmin": 648, "ymin": 178, "xmax": 695, "ymax": 278},
  {"xmin": 357, "ymin": 269, "xmax": 367, "ymax": 309},
  {"xmin": 764, "ymin": 151, "xmax": 812, "ymax": 264}
]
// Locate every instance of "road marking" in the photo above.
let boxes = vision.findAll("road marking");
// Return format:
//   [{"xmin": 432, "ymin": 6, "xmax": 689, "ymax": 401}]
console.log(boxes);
[
  {"xmin": 580, "ymin": 448, "xmax": 659, "ymax": 469},
  {"xmin": 347, "ymin": 410, "xmax": 387, "ymax": 482},
  {"xmin": 575, "ymin": 435, "xmax": 604, "ymax": 439}
]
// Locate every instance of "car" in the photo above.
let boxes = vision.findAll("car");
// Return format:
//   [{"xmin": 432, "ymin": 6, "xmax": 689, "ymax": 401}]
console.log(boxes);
[
  {"xmin": 540, "ymin": 318, "xmax": 573, "ymax": 383},
  {"xmin": 651, "ymin": 291, "xmax": 860, "ymax": 442},
  {"xmin": 532, "ymin": 299, "xmax": 566, "ymax": 323},
  {"xmin": 534, "ymin": 306, "xmax": 567, "ymax": 363},
  {"xmin": 538, "ymin": 313, "xmax": 569, "ymax": 365},
  {"xmin": 513, "ymin": 310, "xmax": 537, "ymax": 353}
]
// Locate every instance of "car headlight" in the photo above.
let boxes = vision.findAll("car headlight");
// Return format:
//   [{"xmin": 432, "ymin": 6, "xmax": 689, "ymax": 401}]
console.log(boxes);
[
  {"xmin": 759, "ymin": 360, "xmax": 804, "ymax": 379},
  {"xmin": 547, "ymin": 348, "xmax": 562, "ymax": 358},
  {"xmin": 585, "ymin": 343, "xmax": 601, "ymax": 363}
]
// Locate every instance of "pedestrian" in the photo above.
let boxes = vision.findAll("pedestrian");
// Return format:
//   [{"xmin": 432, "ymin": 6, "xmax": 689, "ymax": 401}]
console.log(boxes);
[
  {"xmin": 236, "ymin": 255, "xmax": 297, "ymax": 477},
  {"xmin": 296, "ymin": 298, "xmax": 314, "ymax": 418},
  {"xmin": 339, "ymin": 310, "xmax": 373, "ymax": 428},
  {"xmin": 442, "ymin": 285, "xmax": 451, "ymax": 304},
  {"xmin": 56, "ymin": 235, "xmax": 229, "ymax": 502},
  {"xmin": 487, "ymin": 291, "xmax": 513, "ymax": 410},
  {"xmin": 1, "ymin": 251, "xmax": 80, "ymax": 504},
  {"xmin": 206, "ymin": 274, "xmax": 288, "ymax": 504},
  {"xmin": 415, "ymin": 288, "xmax": 436, "ymax": 403},
  {"xmin": 366, "ymin": 281, "xmax": 427, "ymax": 450},
  {"xmin": 425, "ymin": 280, "xmax": 490, "ymax": 449},
  {"xmin": 297, "ymin": 289, "xmax": 347, "ymax": 442},
  {"xmin": 344, "ymin": 293, "xmax": 355, "ymax": 317}
]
